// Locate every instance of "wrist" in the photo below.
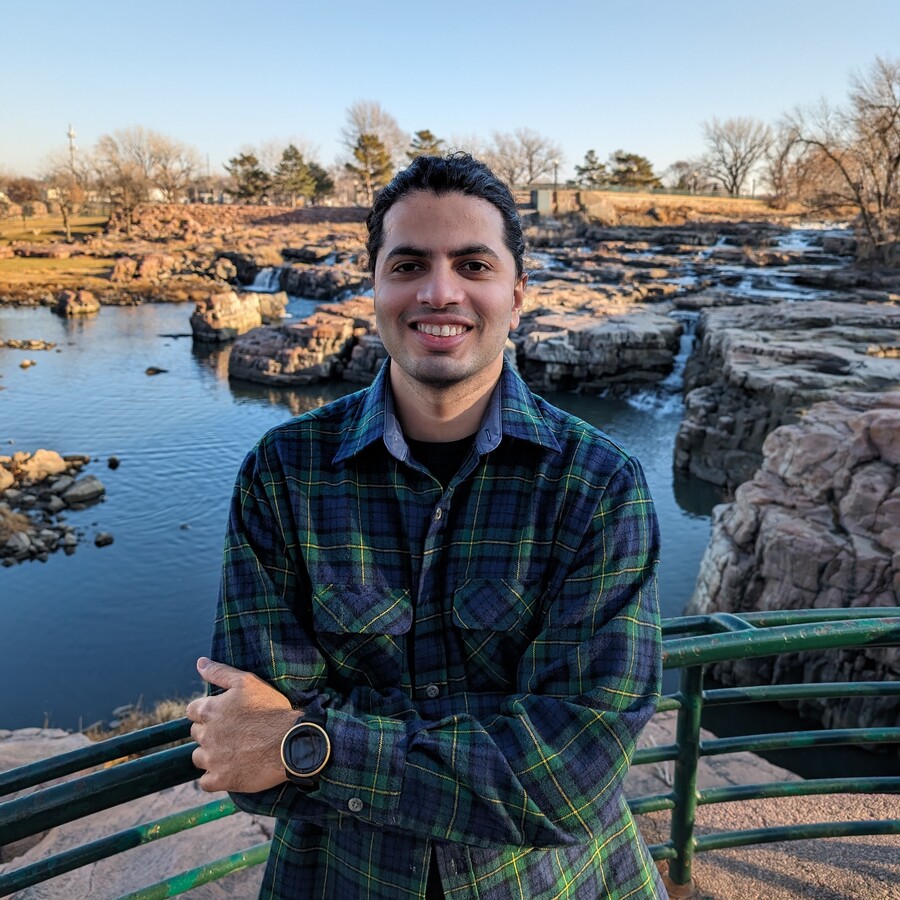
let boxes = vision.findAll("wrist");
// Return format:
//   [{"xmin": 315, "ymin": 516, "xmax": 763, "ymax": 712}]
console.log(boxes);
[{"xmin": 280, "ymin": 712, "xmax": 331, "ymax": 791}]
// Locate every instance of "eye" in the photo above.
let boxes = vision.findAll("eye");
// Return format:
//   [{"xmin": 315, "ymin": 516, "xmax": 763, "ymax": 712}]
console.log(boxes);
[
  {"xmin": 391, "ymin": 261, "xmax": 423, "ymax": 274},
  {"xmin": 459, "ymin": 260, "xmax": 491, "ymax": 273}
]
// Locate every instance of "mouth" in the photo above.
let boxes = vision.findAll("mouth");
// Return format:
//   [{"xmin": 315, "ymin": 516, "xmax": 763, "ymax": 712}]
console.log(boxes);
[{"xmin": 415, "ymin": 322, "xmax": 471, "ymax": 337}]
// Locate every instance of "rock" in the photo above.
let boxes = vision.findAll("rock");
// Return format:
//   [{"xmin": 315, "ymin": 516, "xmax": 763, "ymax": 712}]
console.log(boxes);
[
  {"xmin": 109, "ymin": 256, "xmax": 138, "ymax": 282},
  {"xmin": 61, "ymin": 475, "xmax": 105, "ymax": 505},
  {"xmin": 674, "ymin": 301, "xmax": 900, "ymax": 489},
  {"xmin": 145, "ymin": 367, "xmax": 167, "ymax": 376},
  {"xmin": 280, "ymin": 263, "xmax": 367, "ymax": 299},
  {"xmin": 54, "ymin": 290, "xmax": 100, "ymax": 317},
  {"xmin": 209, "ymin": 256, "xmax": 238, "ymax": 281},
  {"xmin": 517, "ymin": 309, "xmax": 683, "ymax": 393},
  {"xmin": 190, "ymin": 290, "xmax": 264, "ymax": 342},
  {"xmin": 107, "ymin": 456, "xmax": 120, "ymax": 470},
  {"xmin": 18, "ymin": 450, "xmax": 67, "ymax": 484},
  {"xmin": 687, "ymin": 392, "xmax": 900, "ymax": 736},
  {"xmin": 19, "ymin": 359, "xmax": 35, "ymax": 369},
  {"xmin": 94, "ymin": 532, "xmax": 114, "ymax": 547},
  {"xmin": 136, "ymin": 253, "xmax": 177, "ymax": 281},
  {"xmin": 228, "ymin": 314, "xmax": 357, "ymax": 385},
  {"xmin": 0, "ymin": 468, "xmax": 13, "ymax": 492},
  {"xmin": 343, "ymin": 333, "xmax": 388, "ymax": 384}
]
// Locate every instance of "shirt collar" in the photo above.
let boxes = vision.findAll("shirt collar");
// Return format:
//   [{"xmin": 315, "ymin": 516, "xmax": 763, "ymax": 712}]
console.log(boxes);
[{"xmin": 333, "ymin": 358, "xmax": 561, "ymax": 465}]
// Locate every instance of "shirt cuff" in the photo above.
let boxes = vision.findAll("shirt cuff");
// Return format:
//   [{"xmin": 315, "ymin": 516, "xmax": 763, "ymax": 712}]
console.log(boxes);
[{"xmin": 315, "ymin": 707, "xmax": 408, "ymax": 824}]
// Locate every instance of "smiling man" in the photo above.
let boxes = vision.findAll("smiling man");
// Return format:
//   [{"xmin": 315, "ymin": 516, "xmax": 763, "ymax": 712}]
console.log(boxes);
[{"xmin": 187, "ymin": 153, "xmax": 665, "ymax": 899}]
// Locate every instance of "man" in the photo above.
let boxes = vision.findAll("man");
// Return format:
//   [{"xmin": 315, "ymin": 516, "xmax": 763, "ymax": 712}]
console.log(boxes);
[{"xmin": 187, "ymin": 153, "xmax": 664, "ymax": 899}]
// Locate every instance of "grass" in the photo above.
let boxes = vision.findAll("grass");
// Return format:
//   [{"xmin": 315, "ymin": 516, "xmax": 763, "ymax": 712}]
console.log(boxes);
[
  {"xmin": 0, "ymin": 256, "xmax": 113, "ymax": 285},
  {"xmin": 83, "ymin": 696, "xmax": 197, "ymax": 740},
  {"xmin": 0, "ymin": 214, "xmax": 108, "ymax": 245},
  {"xmin": 0, "ymin": 506, "xmax": 32, "ymax": 542}
]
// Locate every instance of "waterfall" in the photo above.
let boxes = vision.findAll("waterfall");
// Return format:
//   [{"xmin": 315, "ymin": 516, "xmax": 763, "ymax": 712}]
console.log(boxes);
[{"xmin": 246, "ymin": 267, "xmax": 283, "ymax": 292}]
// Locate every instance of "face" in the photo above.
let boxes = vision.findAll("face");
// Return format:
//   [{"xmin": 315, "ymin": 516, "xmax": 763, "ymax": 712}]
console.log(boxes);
[{"xmin": 373, "ymin": 190, "xmax": 525, "ymax": 396}]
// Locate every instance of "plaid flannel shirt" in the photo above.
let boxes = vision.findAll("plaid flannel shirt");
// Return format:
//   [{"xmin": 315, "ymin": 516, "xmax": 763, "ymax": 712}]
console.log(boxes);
[{"xmin": 212, "ymin": 360, "xmax": 665, "ymax": 899}]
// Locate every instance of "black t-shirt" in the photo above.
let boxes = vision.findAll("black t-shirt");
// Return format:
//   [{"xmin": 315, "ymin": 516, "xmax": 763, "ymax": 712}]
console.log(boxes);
[{"xmin": 406, "ymin": 434, "xmax": 476, "ymax": 488}]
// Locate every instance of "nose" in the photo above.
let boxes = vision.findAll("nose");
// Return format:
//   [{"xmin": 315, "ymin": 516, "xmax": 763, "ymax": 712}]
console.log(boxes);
[{"xmin": 417, "ymin": 264, "xmax": 462, "ymax": 308}]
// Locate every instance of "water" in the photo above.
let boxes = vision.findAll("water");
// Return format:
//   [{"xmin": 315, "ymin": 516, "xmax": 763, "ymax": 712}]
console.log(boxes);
[{"xmin": 0, "ymin": 302, "xmax": 720, "ymax": 729}]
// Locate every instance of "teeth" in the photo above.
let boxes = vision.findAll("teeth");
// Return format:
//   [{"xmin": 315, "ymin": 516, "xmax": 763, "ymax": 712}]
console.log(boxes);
[{"xmin": 417, "ymin": 323, "xmax": 467, "ymax": 337}]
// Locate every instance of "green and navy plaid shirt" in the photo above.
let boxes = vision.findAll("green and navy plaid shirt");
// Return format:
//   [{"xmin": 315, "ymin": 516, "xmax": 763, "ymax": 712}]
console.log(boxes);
[{"xmin": 212, "ymin": 360, "xmax": 665, "ymax": 899}]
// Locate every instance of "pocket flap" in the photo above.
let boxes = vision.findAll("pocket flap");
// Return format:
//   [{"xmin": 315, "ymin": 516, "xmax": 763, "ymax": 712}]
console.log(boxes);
[
  {"xmin": 451, "ymin": 579, "xmax": 540, "ymax": 631},
  {"xmin": 312, "ymin": 584, "xmax": 412, "ymax": 634}
]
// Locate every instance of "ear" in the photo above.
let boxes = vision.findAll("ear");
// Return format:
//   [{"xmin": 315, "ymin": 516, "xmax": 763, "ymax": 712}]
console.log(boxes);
[{"xmin": 510, "ymin": 273, "xmax": 527, "ymax": 329}]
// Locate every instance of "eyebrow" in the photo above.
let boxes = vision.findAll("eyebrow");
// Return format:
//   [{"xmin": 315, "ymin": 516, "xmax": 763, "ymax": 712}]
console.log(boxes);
[{"xmin": 384, "ymin": 243, "xmax": 501, "ymax": 262}]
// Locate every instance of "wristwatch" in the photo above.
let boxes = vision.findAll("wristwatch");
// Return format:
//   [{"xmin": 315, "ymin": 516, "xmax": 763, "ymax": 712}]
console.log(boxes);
[{"xmin": 280, "ymin": 714, "xmax": 331, "ymax": 790}]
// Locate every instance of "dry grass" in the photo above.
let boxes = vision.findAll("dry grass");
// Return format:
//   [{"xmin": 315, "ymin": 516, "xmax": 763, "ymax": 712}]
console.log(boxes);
[
  {"xmin": 83, "ymin": 695, "xmax": 199, "ymax": 741},
  {"xmin": 0, "ymin": 505, "xmax": 31, "ymax": 542},
  {"xmin": 0, "ymin": 256, "xmax": 113, "ymax": 286},
  {"xmin": 0, "ymin": 215, "xmax": 108, "ymax": 245}
]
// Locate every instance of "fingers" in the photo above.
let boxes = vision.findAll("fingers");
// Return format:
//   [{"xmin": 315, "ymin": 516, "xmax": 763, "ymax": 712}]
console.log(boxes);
[{"xmin": 196, "ymin": 657, "xmax": 244, "ymax": 690}]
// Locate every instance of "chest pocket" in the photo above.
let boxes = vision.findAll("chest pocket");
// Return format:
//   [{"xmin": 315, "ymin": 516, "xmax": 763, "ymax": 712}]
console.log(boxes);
[
  {"xmin": 451, "ymin": 579, "xmax": 542, "ymax": 691},
  {"xmin": 311, "ymin": 584, "xmax": 411, "ymax": 691}
]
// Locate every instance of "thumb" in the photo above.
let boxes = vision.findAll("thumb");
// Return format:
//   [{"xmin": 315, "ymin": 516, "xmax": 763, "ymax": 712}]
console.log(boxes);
[{"xmin": 196, "ymin": 657, "xmax": 245, "ymax": 690}]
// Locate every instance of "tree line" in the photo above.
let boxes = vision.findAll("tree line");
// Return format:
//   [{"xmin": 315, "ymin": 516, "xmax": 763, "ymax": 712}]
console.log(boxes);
[{"xmin": 2, "ymin": 55, "xmax": 897, "ymax": 261}]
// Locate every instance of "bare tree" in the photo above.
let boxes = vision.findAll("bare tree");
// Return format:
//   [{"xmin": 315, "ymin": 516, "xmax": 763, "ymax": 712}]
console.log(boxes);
[
  {"xmin": 701, "ymin": 117, "xmax": 772, "ymax": 196},
  {"xmin": 484, "ymin": 132, "xmax": 527, "ymax": 187},
  {"xmin": 94, "ymin": 129, "xmax": 155, "ymax": 234},
  {"xmin": 515, "ymin": 128, "xmax": 563, "ymax": 184},
  {"xmin": 342, "ymin": 101, "xmax": 408, "ymax": 170},
  {"xmin": 788, "ymin": 56, "xmax": 900, "ymax": 263},
  {"xmin": 41, "ymin": 153, "xmax": 86, "ymax": 242},
  {"xmin": 150, "ymin": 133, "xmax": 200, "ymax": 202}
]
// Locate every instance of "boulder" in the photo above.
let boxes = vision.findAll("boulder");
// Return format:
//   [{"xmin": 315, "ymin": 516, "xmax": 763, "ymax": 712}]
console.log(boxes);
[
  {"xmin": 280, "ymin": 263, "xmax": 367, "ymax": 299},
  {"xmin": 687, "ymin": 392, "xmax": 900, "ymax": 735},
  {"xmin": 517, "ymin": 309, "xmax": 683, "ymax": 393},
  {"xmin": 54, "ymin": 290, "xmax": 99, "ymax": 317},
  {"xmin": 109, "ymin": 256, "xmax": 138, "ymax": 282},
  {"xmin": 15, "ymin": 450, "xmax": 67, "ymax": 484},
  {"xmin": 61, "ymin": 475, "xmax": 105, "ymax": 505},
  {"xmin": 674, "ymin": 301, "xmax": 900, "ymax": 489},
  {"xmin": 190, "ymin": 290, "xmax": 264, "ymax": 342},
  {"xmin": 228, "ymin": 314, "xmax": 357, "ymax": 385},
  {"xmin": 136, "ymin": 253, "xmax": 177, "ymax": 281}
]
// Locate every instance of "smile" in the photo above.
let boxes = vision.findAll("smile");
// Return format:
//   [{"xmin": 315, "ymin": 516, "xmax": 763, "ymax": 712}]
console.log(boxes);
[{"xmin": 416, "ymin": 323, "xmax": 470, "ymax": 337}]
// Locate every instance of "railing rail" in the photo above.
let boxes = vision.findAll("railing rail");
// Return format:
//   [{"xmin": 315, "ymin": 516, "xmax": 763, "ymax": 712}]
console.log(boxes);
[{"xmin": 1, "ymin": 607, "xmax": 897, "ymax": 897}]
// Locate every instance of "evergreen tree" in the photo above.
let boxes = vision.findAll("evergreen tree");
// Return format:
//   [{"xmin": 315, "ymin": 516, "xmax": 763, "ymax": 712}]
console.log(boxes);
[
  {"xmin": 345, "ymin": 133, "xmax": 392, "ymax": 205},
  {"xmin": 224, "ymin": 153, "xmax": 271, "ymax": 202},
  {"xmin": 607, "ymin": 151, "xmax": 662, "ymax": 189},
  {"xmin": 407, "ymin": 129, "xmax": 445, "ymax": 161},
  {"xmin": 574, "ymin": 150, "xmax": 609, "ymax": 188},
  {"xmin": 273, "ymin": 144, "xmax": 316, "ymax": 206},
  {"xmin": 308, "ymin": 162, "xmax": 335, "ymax": 204}
]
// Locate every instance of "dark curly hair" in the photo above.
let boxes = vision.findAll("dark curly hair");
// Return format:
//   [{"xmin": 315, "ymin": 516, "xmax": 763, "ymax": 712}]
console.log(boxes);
[{"xmin": 366, "ymin": 152, "xmax": 525, "ymax": 278}]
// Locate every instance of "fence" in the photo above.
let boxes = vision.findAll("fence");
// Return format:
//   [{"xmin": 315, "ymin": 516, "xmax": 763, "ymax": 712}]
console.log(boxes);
[{"xmin": 1, "ymin": 607, "xmax": 898, "ymax": 897}]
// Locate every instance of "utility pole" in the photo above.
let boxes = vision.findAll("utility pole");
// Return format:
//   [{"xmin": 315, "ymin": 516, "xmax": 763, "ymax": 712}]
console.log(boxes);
[{"xmin": 67, "ymin": 124, "xmax": 77, "ymax": 172}]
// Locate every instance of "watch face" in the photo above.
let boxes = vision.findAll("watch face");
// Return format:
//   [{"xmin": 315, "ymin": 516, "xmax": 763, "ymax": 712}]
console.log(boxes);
[{"xmin": 283, "ymin": 721, "xmax": 330, "ymax": 778}]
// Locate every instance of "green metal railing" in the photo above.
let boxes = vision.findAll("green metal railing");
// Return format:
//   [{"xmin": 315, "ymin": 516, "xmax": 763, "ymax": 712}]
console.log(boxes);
[{"xmin": 1, "ymin": 608, "xmax": 897, "ymax": 897}]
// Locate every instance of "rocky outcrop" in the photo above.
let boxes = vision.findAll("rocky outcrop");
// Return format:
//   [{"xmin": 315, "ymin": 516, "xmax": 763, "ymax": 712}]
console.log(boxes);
[
  {"xmin": 675, "ymin": 301, "xmax": 900, "ymax": 489},
  {"xmin": 228, "ymin": 314, "xmax": 357, "ymax": 385},
  {"xmin": 1, "ymin": 451, "xmax": 106, "ymax": 565},
  {"xmin": 517, "ymin": 308, "xmax": 683, "ymax": 394},
  {"xmin": 687, "ymin": 392, "xmax": 899, "ymax": 734},
  {"xmin": 54, "ymin": 290, "xmax": 99, "ymax": 317},
  {"xmin": 190, "ymin": 290, "xmax": 288, "ymax": 342},
  {"xmin": 280, "ymin": 263, "xmax": 367, "ymax": 299}
]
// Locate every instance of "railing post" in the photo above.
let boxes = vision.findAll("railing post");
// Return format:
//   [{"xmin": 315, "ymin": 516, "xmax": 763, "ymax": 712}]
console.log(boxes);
[{"xmin": 666, "ymin": 664, "xmax": 704, "ymax": 894}]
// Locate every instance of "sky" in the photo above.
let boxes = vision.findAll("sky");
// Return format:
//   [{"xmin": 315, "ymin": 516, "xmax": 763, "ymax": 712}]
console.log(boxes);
[{"xmin": 3, "ymin": 0, "xmax": 899, "ymax": 181}]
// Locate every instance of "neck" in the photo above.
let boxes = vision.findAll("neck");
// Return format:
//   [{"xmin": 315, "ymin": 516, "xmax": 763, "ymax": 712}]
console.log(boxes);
[{"xmin": 388, "ymin": 360, "xmax": 501, "ymax": 442}]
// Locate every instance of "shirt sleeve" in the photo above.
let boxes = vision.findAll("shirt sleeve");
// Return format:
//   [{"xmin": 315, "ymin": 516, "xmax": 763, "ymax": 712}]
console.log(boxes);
[{"xmin": 214, "ymin": 440, "xmax": 662, "ymax": 848}]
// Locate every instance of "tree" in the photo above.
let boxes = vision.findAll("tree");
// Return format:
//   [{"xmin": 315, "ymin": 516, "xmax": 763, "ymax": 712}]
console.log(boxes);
[
  {"xmin": 94, "ymin": 128, "xmax": 156, "ymax": 235},
  {"xmin": 3, "ymin": 176, "xmax": 43, "ymax": 204},
  {"xmin": 225, "ymin": 153, "xmax": 271, "ymax": 203},
  {"xmin": 787, "ymin": 56, "xmax": 900, "ymax": 263},
  {"xmin": 272, "ymin": 144, "xmax": 316, "ymax": 206},
  {"xmin": 342, "ymin": 100, "xmax": 408, "ymax": 169},
  {"xmin": 701, "ymin": 117, "xmax": 772, "ymax": 196},
  {"xmin": 607, "ymin": 151, "xmax": 662, "ymax": 189},
  {"xmin": 486, "ymin": 129, "xmax": 562, "ymax": 187},
  {"xmin": 345, "ymin": 133, "xmax": 392, "ymax": 205},
  {"xmin": 150, "ymin": 133, "xmax": 200, "ymax": 202},
  {"xmin": 407, "ymin": 129, "xmax": 445, "ymax": 161},
  {"xmin": 574, "ymin": 150, "xmax": 609, "ymax": 188},
  {"xmin": 307, "ymin": 162, "xmax": 334, "ymax": 204},
  {"xmin": 43, "ymin": 161, "xmax": 84, "ymax": 242}
]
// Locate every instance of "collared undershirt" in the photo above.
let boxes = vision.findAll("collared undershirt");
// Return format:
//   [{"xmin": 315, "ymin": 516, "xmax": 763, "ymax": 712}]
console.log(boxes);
[{"xmin": 405, "ymin": 433, "xmax": 477, "ymax": 898}]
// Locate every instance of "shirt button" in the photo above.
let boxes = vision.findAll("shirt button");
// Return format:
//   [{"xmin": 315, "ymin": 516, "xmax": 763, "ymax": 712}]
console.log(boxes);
[
  {"xmin": 348, "ymin": 797, "xmax": 364, "ymax": 812},
  {"xmin": 434, "ymin": 508, "xmax": 443, "ymax": 522},
  {"xmin": 425, "ymin": 683, "xmax": 440, "ymax": 699}
]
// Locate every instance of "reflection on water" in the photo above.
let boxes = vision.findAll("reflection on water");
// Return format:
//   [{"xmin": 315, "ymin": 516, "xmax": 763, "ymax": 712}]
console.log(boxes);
[{"xmin": 0, "ymin": 303, "xmax": 718, "ymax": 730}]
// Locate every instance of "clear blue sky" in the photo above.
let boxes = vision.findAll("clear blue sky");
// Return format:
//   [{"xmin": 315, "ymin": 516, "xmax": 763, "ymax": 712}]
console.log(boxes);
[{"xmin": 3, "ymin": 0, "xmax": 898, "ymax": 180}]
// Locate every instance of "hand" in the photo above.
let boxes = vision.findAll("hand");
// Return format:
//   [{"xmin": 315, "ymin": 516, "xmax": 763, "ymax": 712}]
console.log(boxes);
[{"xmin": 186, "ymin": 657, "xmax": 299, "ymax": 793}]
